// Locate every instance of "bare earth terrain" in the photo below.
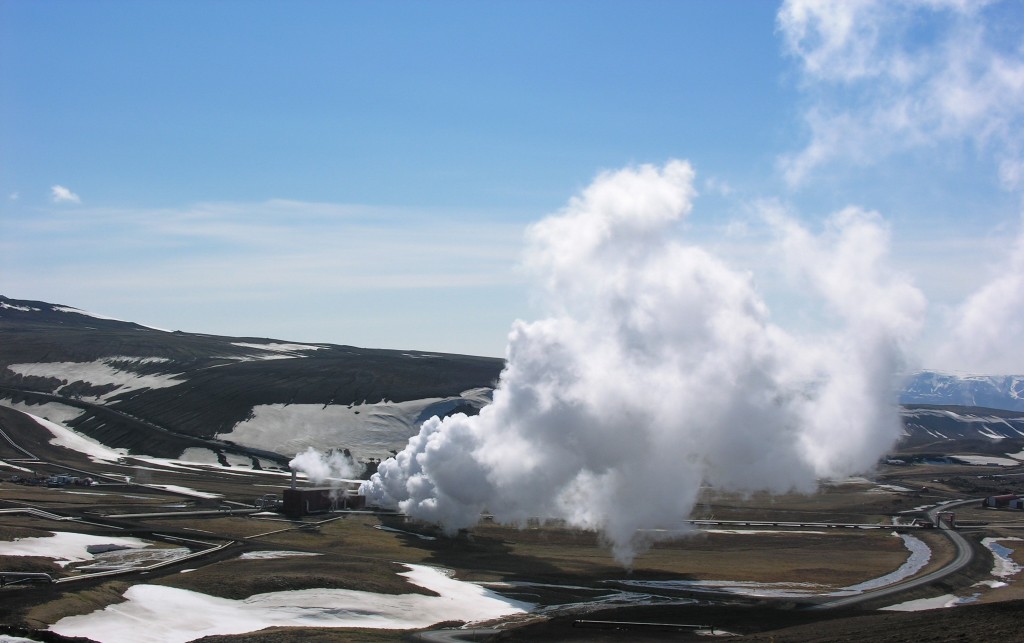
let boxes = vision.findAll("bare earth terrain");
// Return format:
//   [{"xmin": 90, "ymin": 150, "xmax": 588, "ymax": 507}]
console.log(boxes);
[{"xmin": 4, "ymin": 402, "xmax": 1024, "ymax": 642}]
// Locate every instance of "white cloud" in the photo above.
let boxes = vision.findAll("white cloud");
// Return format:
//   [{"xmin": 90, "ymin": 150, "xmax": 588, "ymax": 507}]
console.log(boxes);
[
  {"xmin": 778, "ymin": 0, "xmax": 1024, "ymax": 188},
  {"xmin": 51, "ymin": 184, "xmax": 81, "ymax": 203},
  {"xmin": 12, "ymin": 199, "xmax": 523, "ymax": 291},
  {"xmin": 702, "ymin": 176, "xmax": 734, "ymax": 197},
  {"xmin": 8, "ymin": 191, "xmax": 18, "ymax": 201}
]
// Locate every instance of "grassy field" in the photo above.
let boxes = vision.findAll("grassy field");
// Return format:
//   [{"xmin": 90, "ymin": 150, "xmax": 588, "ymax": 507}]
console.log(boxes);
[{"xmin": 3, "ymin": 408, "xmax": 1024, "ymax": 641}]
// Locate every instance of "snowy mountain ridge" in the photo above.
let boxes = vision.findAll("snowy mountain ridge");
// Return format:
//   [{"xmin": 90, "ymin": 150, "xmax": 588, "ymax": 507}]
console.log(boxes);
[
  {"xmin": 0, "ymin": 294, "xmax": 503, "ymax": 461},
  {"xmin": 900, "ymin": 371, "xmax": 1024, "ymax": 412}
]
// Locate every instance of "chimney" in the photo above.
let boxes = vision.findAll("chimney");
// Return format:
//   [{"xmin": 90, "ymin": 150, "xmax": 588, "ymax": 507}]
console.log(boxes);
[{"xmin": 291, "ymin": 469, "xmax": 297, "ymax": 490}]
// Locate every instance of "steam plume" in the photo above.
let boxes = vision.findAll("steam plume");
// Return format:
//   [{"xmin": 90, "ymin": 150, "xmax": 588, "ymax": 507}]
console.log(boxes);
[
  {"xmin": 936, "ymin": 219, "xmax": 1024, "ymax": 374},
  {"xmin": 361, "ymin": 160, "xmax": 923, "ymax": 563},
  {"xmin": 289, "ymin": 447, "xmax": 360, "ymax": 484}
]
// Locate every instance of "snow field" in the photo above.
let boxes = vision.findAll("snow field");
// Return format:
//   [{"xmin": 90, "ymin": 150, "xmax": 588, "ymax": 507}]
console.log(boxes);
[
  {"xmin": 49, "ymin": 564, "xmax": 532, "ymax": 642},
  {"xmin": 0, "ymin": 531, "xmax": 149, "ymax": 567},
  {"xmin": 5, "ymin": 358, "xmax": 183, "ymax": 400}
]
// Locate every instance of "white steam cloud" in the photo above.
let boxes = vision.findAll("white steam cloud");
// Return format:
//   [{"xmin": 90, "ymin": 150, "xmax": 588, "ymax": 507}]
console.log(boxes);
[
  {"xmin": 362, "ymin": 160, "xmax": 924, "ymax": 564},
  {"xmin": 289, "ymin": 447, "xmax": 360, "ymax": 484}
]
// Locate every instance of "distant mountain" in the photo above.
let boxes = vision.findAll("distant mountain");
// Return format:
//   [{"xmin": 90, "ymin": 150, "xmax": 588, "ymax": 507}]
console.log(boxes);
[
  {"xmin": 900, "ymin": 371, "xmax": 1024, "ymax": 412},
  {"xmin": 899, "ymin": 405, "xmax": 1024, "ymax": 455},
  {"xmin": 0, "ymin": 295, "xmax": 504, "ymax": 462}
]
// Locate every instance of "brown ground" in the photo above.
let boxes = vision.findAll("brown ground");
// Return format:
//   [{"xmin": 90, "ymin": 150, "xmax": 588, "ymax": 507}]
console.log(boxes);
[
  {"xmin": 488, "ymin": 599, "xmax": 1024, "ymax": 642},
  {"xmin": 4, "ymin": 410, "xmax": 1024, "ymax": 642}
]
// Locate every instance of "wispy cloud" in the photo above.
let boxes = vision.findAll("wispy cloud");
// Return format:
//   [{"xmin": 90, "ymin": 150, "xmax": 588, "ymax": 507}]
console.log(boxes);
[
  {"xmin": 12, "ymin": 198, "xmax": 523, "ymax": 288},
  {"xmin": 777, "ymin": 0, "xmax": 1024, "ymax": 188},
  {"xmin": 702, "ymin": 176, "xmax": 734, "ymax": 197},
  {"xmin": 50, "ymin": 185, "xmax": 81, "ymax": 204},
  {"xmin": 3, "ymin": 197, "xmax": 528, "ymax": 354}
]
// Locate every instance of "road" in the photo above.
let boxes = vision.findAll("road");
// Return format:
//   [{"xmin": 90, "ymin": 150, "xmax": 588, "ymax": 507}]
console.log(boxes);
[{"xmin": 811, "ymin": 497, "xmax": 981, "ymax": 610}]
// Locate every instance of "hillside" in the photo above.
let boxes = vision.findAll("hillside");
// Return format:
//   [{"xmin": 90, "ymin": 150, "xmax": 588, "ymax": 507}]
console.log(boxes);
[
  {"xmin": 3, "ymin": 295, "xmax": 1024, "ymax": 465},
  {"xmin": 0, "ymin": 295, "xmax": 504, "ymax": 462}
]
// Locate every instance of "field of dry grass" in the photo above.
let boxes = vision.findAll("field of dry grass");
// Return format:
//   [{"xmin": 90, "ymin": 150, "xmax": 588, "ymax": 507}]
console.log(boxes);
[{"xmin": 4, "ymin": 409, "xmax": 1024, "ymax": 641}]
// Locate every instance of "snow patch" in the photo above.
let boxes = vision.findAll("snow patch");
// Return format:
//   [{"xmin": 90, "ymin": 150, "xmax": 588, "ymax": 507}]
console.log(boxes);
[
  {"xmin": 701, "ymin": 529, "xmax": 828, "ymax": 535},
  {"xmin": 231, "ymin": 342, "xmax": 325, "ymax": 354},
  {"xmin": 0, "ymin": 302, "xmax": 38, "ymax": 312},
  {"xmin": 0, "ymin": 400, "xmax": 84, "ymax": 425},
  {"xmin": 0, "ymin": 531, "xmax": 148, "ymax": 567},
  {"xmin": 952, "ymin": 454, "xmax": 1020, "ymax": 466},
  {"xmin": 6, "ymin": 358, "xmax": 182, "ymax": 400},
  {"xmin": 880, "ymin": 594, "xmax": 960, "ymax": 611},
  {"xmin": 876, "ymin": 484, "xmax": 914, "ymax": 492},
  {"xmin": 144, "ymin": 484, "xmax": 222, "ymax": 499},
  {"xmin": 975, "ymin": 579, "xmax": 1008, "ymax": 589},
  {"xmin": 50, "ymin": 564, "xmax": 532, "ymax": 642},
  {"xmin": 17, "ymin": 411, "xmax": 126, "ymax": 462},
  {"xmin": 219, "ymin": 392, "xmax": 489, "ymax": 458},
  {"xmin": 238, "ymin": 551, "xmax": 323, "ymax": 560},
  {"xmin": 76, "ymin": 547, "xmax": 191, "ymax": 571},
  {"xmin": 0, "ymin": 460, "xmax": 34, "ymax": 472},
  {"xmin": 982, "ymin": 537, "xmax": 1022, "ymax": 578}
]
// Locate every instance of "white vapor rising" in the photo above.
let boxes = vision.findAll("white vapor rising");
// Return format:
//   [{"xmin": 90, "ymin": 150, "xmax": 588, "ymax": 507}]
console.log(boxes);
[
  {"xmin": 362, "ymin": 160, "xmax": 924, "ymax": 563},
  {"xmin": 778, "ymin": 0, "xmax": 1024, "ymax": 187},
  {"xmin": 289, "ymin": 447, "xmax": 360, "ymax": 484},
  {"xmin": 936, "ymin": 219, "xmax": 1024, "ymax": 374}
]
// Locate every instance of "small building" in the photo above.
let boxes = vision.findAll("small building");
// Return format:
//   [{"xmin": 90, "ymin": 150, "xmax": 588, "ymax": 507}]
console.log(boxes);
[
  {"xmin": 1010, "ymin": 498, "xmax": 1024, "ymax": 510},
  {"xmin": 983, "ymin": 494, "xmax": 1020, "ymax": 508},
  {"xmin": 282, "ymin": 483, "xmax": 366, "ymax": 518}
]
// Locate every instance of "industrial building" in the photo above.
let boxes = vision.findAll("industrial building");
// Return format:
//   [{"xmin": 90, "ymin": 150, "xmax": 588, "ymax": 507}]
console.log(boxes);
[
  {"xmin": 281, "ymin": 472, "xmax": 366, "ymax": 517},
  {"xmin": 983, "ymin": 494, "xmax": 1023, "ymax": 509}
]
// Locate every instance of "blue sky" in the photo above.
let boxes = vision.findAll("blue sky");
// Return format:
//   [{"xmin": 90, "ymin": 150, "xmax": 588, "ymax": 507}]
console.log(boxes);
[{"xmin": 2, "ymin": 1, "xmax": 1023, "ymax": 369}]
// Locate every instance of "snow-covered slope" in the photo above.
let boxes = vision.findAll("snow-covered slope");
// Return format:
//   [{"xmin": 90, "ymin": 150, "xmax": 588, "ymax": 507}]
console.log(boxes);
[
  {"xmin": 900, "ymin": 406, "xmax": 1024, "ymax": 443},
  {"xmin": 0, "ymin": 295, "xmax": 503, "ymax": 461},
  {"xmin": 900, "ymin": 372, "xmax": 1024, "ymax": 412}
]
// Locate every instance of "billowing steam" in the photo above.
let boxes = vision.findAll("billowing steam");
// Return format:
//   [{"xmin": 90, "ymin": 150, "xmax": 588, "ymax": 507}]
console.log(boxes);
[
  {"xmin": 361, "ymin": 160, "xmax": 924, "ymax": 563},
  {"xmin": 290, "ymin": 446, "xmax": 360, "ymax": 484},
  {"xmin": 936, "ymin": 220, "xmax": 1024, "ymax": 374}
]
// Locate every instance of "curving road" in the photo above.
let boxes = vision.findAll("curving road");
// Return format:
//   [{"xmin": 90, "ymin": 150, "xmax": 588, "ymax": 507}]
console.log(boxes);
[{"xmin": 812, "ymin": 497, "xmax": 980, "ymax": 610}]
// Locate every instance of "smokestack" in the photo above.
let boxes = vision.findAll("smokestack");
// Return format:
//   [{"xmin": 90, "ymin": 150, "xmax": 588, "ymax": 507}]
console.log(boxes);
[{"xmin": 291, "ymin": 469, "xmax": 297, "ymax": 490}]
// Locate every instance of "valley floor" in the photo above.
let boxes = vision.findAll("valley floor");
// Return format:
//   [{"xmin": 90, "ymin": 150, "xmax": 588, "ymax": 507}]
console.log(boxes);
[{"xmin": 2, "ymin": 403, "xmax": 1024, "ymax": 642}]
